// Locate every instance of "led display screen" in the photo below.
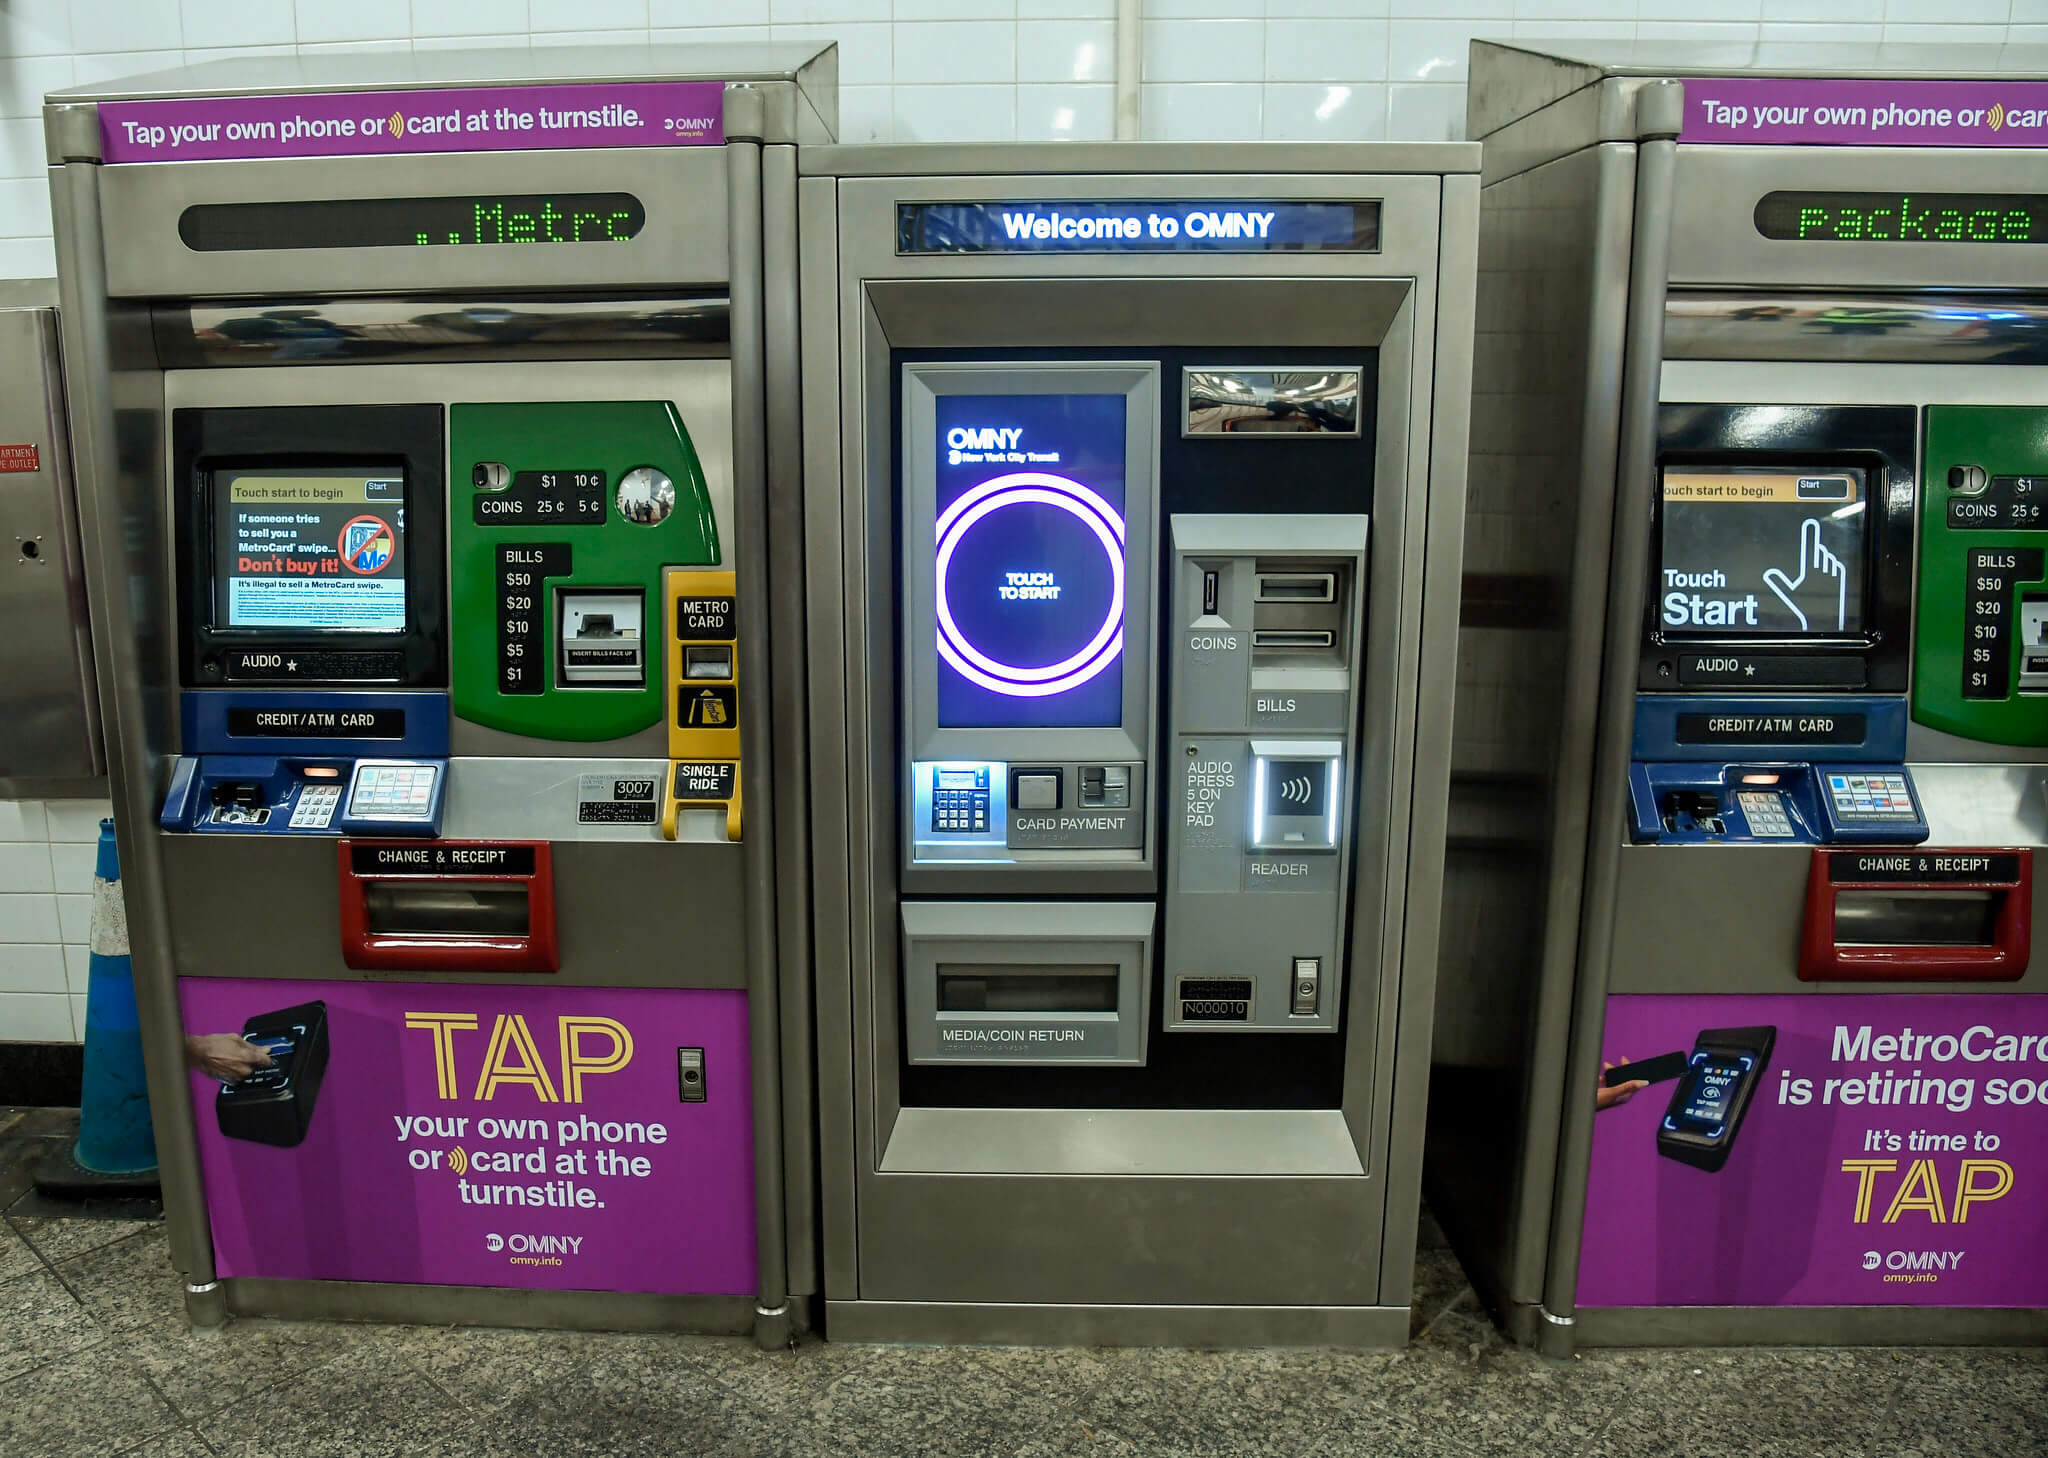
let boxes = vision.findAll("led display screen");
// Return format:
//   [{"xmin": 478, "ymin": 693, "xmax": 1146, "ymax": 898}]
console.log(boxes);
[
  {"xmin": 178, "ymin": 193, "xmax": 645, "ymax": 251},
  {"xmin": 933, "ymin": 393, "xmax": 1128, "ymax": 728},
  {"xmin": 214, "ymin": 466, "xmax": 407, "ymax": 632},
  {"xmin": 1659, "ymin": 467, "xmax": 1866, "ymax": 637},
  {"xmin": 897, "ymin": 200, "xmax": 1380, "ymax": 255},
  {"xmin": 1754, "ymin": 191, "xmax": 2043, "ymax": 245}
]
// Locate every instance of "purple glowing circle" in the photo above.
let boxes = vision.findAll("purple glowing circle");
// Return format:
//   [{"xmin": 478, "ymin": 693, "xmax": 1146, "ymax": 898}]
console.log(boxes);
[{"xmin": 934, "ymin": 472, "xmax": 1126, "ymax": 698}]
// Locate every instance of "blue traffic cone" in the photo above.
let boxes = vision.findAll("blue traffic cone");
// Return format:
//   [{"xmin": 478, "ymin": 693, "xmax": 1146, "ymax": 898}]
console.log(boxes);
[{"xmin": 35, "ymin": 818, "xmax": 160, "ymax": 1196}]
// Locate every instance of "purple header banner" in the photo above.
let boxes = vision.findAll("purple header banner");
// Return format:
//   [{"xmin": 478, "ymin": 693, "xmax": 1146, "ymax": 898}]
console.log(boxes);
[
  {"xmin": 1681, "ymin": 77, "xmax": 2048, "ymax": 148},
  {"xmin": 100, "ymin": 80, "xmax": 724, "ymax": 163}
]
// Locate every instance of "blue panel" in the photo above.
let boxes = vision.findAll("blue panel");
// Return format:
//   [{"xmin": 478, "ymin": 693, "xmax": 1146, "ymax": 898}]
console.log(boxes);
[
  {"xmin": 181, "ymin": 689, "xmax": 449, "ymax": 758},
  {"xmin": 1631, "ymin": 695, "xmax": 1907, "ymax": 763},
  {"xmin": 159, "ymin": 753, "xmax": 447, "ymax": 837},
  {"xmin": 1628, "ymin": 762, "xmax": 1928, "ymax": 846}
]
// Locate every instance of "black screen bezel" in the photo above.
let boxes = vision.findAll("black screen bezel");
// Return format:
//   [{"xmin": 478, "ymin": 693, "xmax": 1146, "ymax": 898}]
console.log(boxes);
[
  {"xmin": 1640, "ymin": 404, "xmax": 1917, "ymax": 694},
  {"xmin": 1655, "ymin": 1026, "xmax": 1774, "ymax": 1169},
  {"xmin": 175, "ymin": 405, "xmax": 447, "ymax": 687}
]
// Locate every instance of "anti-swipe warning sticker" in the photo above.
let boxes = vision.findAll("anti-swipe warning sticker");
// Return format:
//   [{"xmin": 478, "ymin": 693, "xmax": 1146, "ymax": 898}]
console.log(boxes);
[{"xmin": 0, "ymin": 445, "xmax": 40, "ymax": 472}]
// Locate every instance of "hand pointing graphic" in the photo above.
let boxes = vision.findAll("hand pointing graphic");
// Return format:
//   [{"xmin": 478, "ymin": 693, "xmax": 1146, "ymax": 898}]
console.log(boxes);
[{"xmin": 1762, "ymin": 517, "xmax": 1848, "ymax": 632}]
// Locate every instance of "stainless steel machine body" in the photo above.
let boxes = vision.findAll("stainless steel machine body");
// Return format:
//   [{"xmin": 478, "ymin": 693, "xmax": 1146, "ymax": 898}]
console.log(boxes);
[
  {"xmin": 1434, "ymin": 40, "xmax": 2048, "ymax": 1351},
  {"xmin": 0, "ymin": 279, "xmax": 104, "ymax": 798},
  {"xmin": 800, "ymin": 143, "xmax": 1478, "ymax": 1345},
  {"xmin": 47, "ymin": 45, "xmax": 833, "ymax": 1344}
]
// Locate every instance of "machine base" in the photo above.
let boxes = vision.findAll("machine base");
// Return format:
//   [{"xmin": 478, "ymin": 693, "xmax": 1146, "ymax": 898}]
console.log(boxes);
[
  {"xmin": 1574, "ymin": 1305, "xmax": 2048, "ymax": 1348},
  {"xmin": 824, "ymin": 1301, "xmax": 1410, "ymax": 1348},
  {"xmin": 223, "ymin": 1278, "xmax": 775, "ymax": 1336}
]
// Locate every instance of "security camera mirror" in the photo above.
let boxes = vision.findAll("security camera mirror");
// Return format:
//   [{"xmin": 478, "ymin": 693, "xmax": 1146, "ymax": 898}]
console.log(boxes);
[{"xmin": 1658, "ymin": 466, "xmax": 1866, "ymax": 637}]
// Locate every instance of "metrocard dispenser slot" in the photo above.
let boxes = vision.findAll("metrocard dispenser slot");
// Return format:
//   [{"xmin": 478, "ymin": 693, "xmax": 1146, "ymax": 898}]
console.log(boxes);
[
  {"xmin": 1801, "ymin": 848, "xmax": 2030, "ymax": 982},
  {"xmin": 338, "ymin": 840, "xmax": 558, "ymax": 973}
]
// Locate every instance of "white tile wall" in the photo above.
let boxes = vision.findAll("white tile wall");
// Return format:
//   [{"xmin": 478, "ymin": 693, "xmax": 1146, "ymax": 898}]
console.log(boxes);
[
  {"xmin": 0, "ymin": 796, "xmax": 108, "ymax": 1045},
  {"xmin": 0, "ymin": 0, "xmax": 2034, "ymax": 1043}
]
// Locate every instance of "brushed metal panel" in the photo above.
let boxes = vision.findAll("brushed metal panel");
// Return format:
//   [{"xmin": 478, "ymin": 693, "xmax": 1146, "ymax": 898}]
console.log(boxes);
[
  {"xmin": 827, "ymin": 1299, "xmax": 1408, "ymax": 1348},
  {"xmin": 1609, "ymin": 842, "xmax": 2048, "ymax": 996},
  {"xmin": 880, "ymin": 1107, "xmax": 1363, "ymax": 1177},
  {"xmin": 1576, "ymin": 1303, "xmax": 2048, "ymax": 1348},
  {"xmin": 225, "ymin": 1278, "xmax": 760, "ymax": 1334},
  {"xmin": 0, "ymin": 299, "xmax": 102, "ymax": 791},
  {"xmin": 859, "ymin": 1172, "xmax": 1383, "ymax": 1306},
  {"xmin": 162, "ymin": 835, "xmax": 746, "ymax": 989}
]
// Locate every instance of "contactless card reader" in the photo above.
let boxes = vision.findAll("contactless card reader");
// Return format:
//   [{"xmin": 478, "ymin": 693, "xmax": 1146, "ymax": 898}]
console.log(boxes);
[
  {"xmin": 215, "ymin": 1000, "xmax": 331, "ymax": 1148},
  {"xmin": 1657, "ymin": 1025, "xmax": 1775, "ymax": 1173}
]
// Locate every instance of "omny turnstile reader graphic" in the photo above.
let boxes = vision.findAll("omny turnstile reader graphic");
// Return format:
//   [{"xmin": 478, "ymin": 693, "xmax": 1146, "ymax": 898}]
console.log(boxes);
[
  {"xmin": 1431, "ymin": 40, "xmax": 2048, "ymax": 1351},
  {"xmin": 800, "ymin": 145, "xmax": 1477, "ymax": 1345},
  {"xmin": 48, "ymin": 45, "xmax": 834, "ymax": 1343}
]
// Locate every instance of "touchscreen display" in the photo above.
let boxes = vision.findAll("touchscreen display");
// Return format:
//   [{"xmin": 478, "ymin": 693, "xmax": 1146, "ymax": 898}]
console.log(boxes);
[
  {"xmin": 1659, "ymin": 467, "xmax": 1865, "ymax": 637},
  {"xmin": 1668, "ymin": 1053, "xmax": 1750, "ymax": 1133},
  {"xmin": 933, "ymin": 392, "xmax": 1128, "ymax": 728},
  {"xmin": 214, "ymin": 466, "xmax": 406, "ymax": 632}
]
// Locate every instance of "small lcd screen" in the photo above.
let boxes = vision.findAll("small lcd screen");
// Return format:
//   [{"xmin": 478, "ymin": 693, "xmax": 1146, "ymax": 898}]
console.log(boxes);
[
  {"xmin": 934, "ymin": 392, "xmax": 1128, "ymax": 729},
  {"xmin": 1754, "ymin": 191, "xmax": 2044, "ymax": 245},
  {"xmin": 1670, "ymin": 1054, "xmax": 1749, "ymax": 1132},
  {"xmin": 1658, "ymin": 467, "xmax": 1866, "ymax": 637},
  {"xmin": 898, "ymin": 200, "xmax": 1380, "ymax": 255},
  {"xmin": 213, "ymin": 466, "xmax": 407, "ymax": 632},
  {"xmin": 179, "ymin": 193, "xmax": 646, "ymax": 251}
]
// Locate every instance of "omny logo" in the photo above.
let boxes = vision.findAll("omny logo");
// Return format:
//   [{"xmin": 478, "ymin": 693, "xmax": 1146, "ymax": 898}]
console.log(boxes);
[
  {"xmin": 1864, "ymin": 1249, "xmax": 1967, "ymax": 1282},
  {"xmin": 947, "ymin": 424, "xmax": 1064, "ymax": 468},
  {"xmin": 486, "ymin": 1231, "xmax": 586, "ymax": 1264}
]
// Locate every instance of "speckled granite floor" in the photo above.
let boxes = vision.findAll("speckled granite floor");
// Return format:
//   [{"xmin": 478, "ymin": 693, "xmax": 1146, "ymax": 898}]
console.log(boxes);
[{"xmin": 2, "ymin": 1105, "xmax": 2043, "ymax": 1458}]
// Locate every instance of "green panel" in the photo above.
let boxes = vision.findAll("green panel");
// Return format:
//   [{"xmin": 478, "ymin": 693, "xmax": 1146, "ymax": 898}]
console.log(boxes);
[
  {"xmin": 1914, "ymin": 406, "xmax": 2048, "ymax": 747},
  {"xmin": 450, "ymin": 401, "xmax": 717, "ymax": 741}
]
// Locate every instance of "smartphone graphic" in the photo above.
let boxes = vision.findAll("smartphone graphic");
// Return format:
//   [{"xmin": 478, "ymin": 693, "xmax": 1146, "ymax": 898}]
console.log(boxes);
[{"xmin": 1655, "ymin": 1025, "xmax": 1775, "ymax": 1172}]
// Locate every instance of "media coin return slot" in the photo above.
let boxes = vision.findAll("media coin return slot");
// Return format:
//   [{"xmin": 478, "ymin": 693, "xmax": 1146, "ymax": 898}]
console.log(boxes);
[
  {"xmin": 1255, "ymin": 572, "xmax": 1337, "ymax": 603},
  {"xmin": 362, "ymin": 883, "xmax": 532, "ymax": 938},
  {"xmin": 937, "ymin": 965, "xmax": 1120, "ymax": 1013}
]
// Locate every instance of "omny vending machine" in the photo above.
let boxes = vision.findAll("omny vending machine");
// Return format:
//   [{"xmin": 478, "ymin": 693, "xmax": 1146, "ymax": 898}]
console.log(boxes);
[
  {"xmin": 46, "ymin": 45, "xmax": 834, "ymax": 1342},
  {"xmin": 800, "ymin": 145, "xmax": 1477, "ymax": 1344},
  {"xmin": 1430, "ymin": 40, "xmax": 2048, "ymax": 1350}
]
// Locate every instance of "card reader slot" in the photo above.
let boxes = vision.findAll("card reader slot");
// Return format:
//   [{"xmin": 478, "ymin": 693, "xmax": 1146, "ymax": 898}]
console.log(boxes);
[
  {"xmin": 362, "ymin": 882, "xmax": 530, "ymax": 938},
  {"xmin": 1833, "ymin": 889, "xmax": 1998, "ymax": 948},
  {"xmin": 937, "ymin": 964, "xmax": 1119, "ymax": 1013}
]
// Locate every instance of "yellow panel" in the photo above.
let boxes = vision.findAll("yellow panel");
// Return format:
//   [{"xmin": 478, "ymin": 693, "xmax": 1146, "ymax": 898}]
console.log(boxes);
[{"xmin": 664, "ymin": 567, "xmax": 740, "ymax": 841}]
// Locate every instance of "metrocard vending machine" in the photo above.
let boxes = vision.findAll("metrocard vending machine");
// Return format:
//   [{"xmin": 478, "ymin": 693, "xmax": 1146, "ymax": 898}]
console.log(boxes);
[
  {"xmin": 801, "ymin": 144, "xmax": 1476, "ymax": 1344},
  {"xmin": 1431, "ymin": 41, "xmax": 2048, "ymax": 1350},
  {"xmin": 48, "ymin": 45, "xmax": 834, "ymax": 1343}
]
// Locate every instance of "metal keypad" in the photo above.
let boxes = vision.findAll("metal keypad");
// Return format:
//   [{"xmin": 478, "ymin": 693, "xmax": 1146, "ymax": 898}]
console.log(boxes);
[{"xmin": 1735, "ymin": 790, "xmax": 1795, "ymax": 839}]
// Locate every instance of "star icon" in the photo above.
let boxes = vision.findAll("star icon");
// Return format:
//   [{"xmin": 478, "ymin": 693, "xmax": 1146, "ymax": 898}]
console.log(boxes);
[
  {"xmin": 1744, "ymin": 665, "xmax": 1755, "ymax": 676},
  {"xmin": 286, "ymin": 659, "xmax": 298, "ymax": 672}
]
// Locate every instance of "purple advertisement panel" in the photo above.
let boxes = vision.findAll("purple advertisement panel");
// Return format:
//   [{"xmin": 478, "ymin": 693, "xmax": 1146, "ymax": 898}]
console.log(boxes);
[
  {"xmin": 178, "ymin": 978, "xmax": 756, "ymax": 1295},
  {"xmin": 934, "ymin": 392, "xmax": 1130, "ymax": 729},
  {"xmin": 1681, "ymin": 78, "xmax": 2048, "ymax": 147},
  {"xmin": 100, "ymin": 81, "xmax": 724, "ymax": 163},
  {"xmin": 1581, "ymin": 994, "xmax": 2048, "ymax": 1309}
]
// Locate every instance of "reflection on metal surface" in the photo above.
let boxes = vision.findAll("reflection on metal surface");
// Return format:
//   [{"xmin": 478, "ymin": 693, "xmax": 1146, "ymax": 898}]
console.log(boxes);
[
  {"xmin": 1666, "ymin": 293, "xmax": 2048, "ymax": 365},
  {"xmin": 617, "ymin": 466, "xmax": 676, "ymax": 526},
  {"xmin": 1184, "ymin": 367, "xmax": 1361, "ymax": 437},
  {"xmin": 157, "ymin": 295, "xmax": 730, "ymax": 367}
]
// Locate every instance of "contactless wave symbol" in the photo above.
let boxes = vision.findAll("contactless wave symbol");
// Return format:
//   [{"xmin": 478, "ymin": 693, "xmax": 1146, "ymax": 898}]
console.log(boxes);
[
  {"xmin": 1277, "ymin": 773, "xmax": 1316, "ymax": 807},
  {"xmin": 935, "ymin": 471, "xmax": 1126, "ymax": 699},
  {"xmin": 1989, "ymin": 103, "xmax": 2006, "ymax": 132},
  {"xmin": 448, "ymin": 1146, "xmax": 470, "ymax": 1175},
  {"xmin": 388, "ymin": 111, "xmax": 406, "ymax": 138}
]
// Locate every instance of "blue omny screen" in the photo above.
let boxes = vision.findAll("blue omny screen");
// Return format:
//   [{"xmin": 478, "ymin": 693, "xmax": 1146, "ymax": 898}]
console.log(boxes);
[
  {"xmin": 898, "ymin": 200, "xmax": 1380, "ymax": 255},
  {"xmin": 933, "ymin": 392, "xmax": 1128, "ymax": 729}
]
